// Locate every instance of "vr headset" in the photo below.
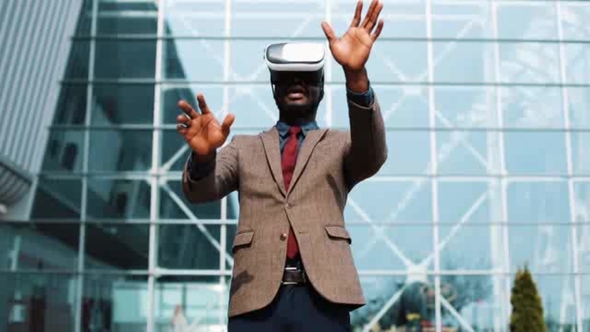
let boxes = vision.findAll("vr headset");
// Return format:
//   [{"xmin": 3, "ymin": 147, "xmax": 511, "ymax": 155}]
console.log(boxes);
[{"xmin": 264, "ymin": 42, "xmax": 325, "ymax": 86}]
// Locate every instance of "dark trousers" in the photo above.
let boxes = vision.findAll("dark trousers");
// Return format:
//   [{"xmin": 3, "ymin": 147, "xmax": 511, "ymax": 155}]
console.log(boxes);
[{"xmin": 227, "ymin": 284, "xmax": 351, "ymax": 331}]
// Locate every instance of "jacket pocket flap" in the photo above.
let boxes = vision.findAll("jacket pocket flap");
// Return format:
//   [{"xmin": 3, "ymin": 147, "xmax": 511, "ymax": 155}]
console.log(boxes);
[
  {"xmin": 325, "ymin": 226, "xmax": 351, "ymax": 244},
  {"xmin": 232, "ymin": 231, "xmax": 254, "ymax": 250}
]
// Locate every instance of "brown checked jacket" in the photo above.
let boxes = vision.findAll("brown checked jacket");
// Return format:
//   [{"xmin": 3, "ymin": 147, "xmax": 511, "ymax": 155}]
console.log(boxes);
[{"xmin": 182, "ymin": 95, "xmax": 387, "ymax": 317}]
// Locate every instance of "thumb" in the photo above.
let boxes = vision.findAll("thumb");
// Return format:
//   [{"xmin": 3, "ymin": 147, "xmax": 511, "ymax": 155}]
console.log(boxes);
[
  {"xmin": 221, "ymin": 113, "xmax": 235, "ymax": 137},
  {"xmin": 321, "ymin": 22, "xmax": 337, "ymax": 44}
]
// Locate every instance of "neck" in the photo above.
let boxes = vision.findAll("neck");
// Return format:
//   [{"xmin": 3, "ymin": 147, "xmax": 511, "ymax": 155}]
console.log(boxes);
[{"xmin": 278, "ymin": 115, "xmax": 316, "ymax": 126}]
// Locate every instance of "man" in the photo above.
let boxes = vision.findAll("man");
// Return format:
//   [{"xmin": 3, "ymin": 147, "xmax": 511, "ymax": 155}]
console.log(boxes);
[{"xmin": 176, "ymin": 0, "xmax": 386, "ymax": 330}]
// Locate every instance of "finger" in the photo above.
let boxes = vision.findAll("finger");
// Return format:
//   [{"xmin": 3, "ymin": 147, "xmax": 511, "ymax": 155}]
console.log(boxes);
[
  {"xmin": 196, "ymin": 94, "xmax": 212, "ymax": 114},
  {"xmin": 178, "ymin": 100, "xmax": 200, "ymax": 119},
  {"xmin": 177, "ymin": 114, "xmax": 191, "ymax": 126},
  {"xmin": 349, "ymin": 1, "xmax": 363, "ymax": 28},
  {"xmin": 371, "ymin": 19, "xmax": 384, "ymax": 41},
  {"xmin": 365, "ymin": 1, "xmax": 383, "ymax": 32},
  {"xmin": 321, "ymin": 22, "xmax": 337, "ymax": 44},
  {"xmin": 221, "ymin": 113, "xmax": 236, "ymax": 137},
  {"xmin": 360, "ymin": 0, "xmax": 378, "ymax": 29},
  {"xmin": 177, "ymin": 124, "xmax": 188, "ymax": 135}
]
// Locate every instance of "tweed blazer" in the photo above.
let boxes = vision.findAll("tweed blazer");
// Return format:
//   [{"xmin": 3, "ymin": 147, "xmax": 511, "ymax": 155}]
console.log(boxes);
[{"xmin": 182, "ymin": 95, "xmax": 387, "ymax": 317}]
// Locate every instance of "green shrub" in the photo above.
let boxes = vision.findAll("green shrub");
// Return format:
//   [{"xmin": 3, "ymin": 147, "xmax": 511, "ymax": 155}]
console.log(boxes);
[{"xmin": 510, "ymin": 265, "xmax": 547, "ymax": 332}]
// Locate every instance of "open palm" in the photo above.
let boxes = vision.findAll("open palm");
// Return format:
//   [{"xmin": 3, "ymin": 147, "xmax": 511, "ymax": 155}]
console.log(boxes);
[
  {"xmin": 177, "ymin": 94, "xmax": 235, "ymax": 157},
  {"xmin": 321, "ymin": 0, "xmax": 384, "ymax": 72}
]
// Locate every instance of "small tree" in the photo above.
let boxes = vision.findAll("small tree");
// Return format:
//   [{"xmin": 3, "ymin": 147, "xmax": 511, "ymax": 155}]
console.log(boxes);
[{"xmin": 510, "ymin": 265, "xmax": 547, "ymax": 332}]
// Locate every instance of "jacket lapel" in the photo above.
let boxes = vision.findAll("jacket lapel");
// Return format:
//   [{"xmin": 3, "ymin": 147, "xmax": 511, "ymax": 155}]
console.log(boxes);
[
  {"xmin": 288, "ymin": 128, "xmax": 328, "ymax": 194},
  {"xmin": 260, "ymin": 127, "xmax": 287, "ymax": 196}
]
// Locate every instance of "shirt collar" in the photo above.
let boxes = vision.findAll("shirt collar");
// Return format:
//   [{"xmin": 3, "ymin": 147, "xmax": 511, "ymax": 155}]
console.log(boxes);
[{"xmin": 276, "ymin": 120, "xmax": 319, "ymax": 138}]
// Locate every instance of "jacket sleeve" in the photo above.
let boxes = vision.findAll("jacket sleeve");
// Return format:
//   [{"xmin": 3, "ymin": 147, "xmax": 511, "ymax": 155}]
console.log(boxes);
[
  {"xmin": 182, "ymin": 137, "xmax": 239, "ymax": 203},
  {"xmin": 343, "ymin": 92, "xmax": 388, "ymax": 190}
]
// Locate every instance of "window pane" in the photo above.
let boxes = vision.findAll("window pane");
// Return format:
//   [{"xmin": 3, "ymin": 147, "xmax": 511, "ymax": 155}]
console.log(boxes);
[
  {"xmin": 88, "ymin": 130, "xmax": 152, "ymax": 172},
  {"xmin": 0, "ymin": 272, "xmax": 77, "ymax": 332},
  {"xmin": 97, "ymin": 1, "xmax": 158, "ymax": 35},
  {"xmin": 53, "ymin": 85, "xmax": 87, "ymax": 125},
  {"xmin": 348, "ymin": 224, "xmax": 434, "ymax": 271},
  {"xmin": 0, "ymin": 223, "xmax": 79, "ymax": 271},
  {"xmin": 41, "ymin": 130, "xmax": 85, "ymax": 173},
  {"xmin": 82, "ymin": 273, "xmax": 148, "ymax": 332},
  {"xmin": 94, "ymin": 40, "xmax": 156, "ymax": 79},
  {"xmin": 85, "ymin": 223, "xmax": 149, "ymax": 271},
  {"xmin": 31, "ymin": 179, "xmax": 82, "ymax": 220},
  {"xmin": 87, "ymin": 179, "xmax": 151, "ymax": 220},
  {"xmin": 504, "ymin": 132, "xmax": 567, "ymax": 174},
  {"xmin": 154, "ymin": 276, "xmax": 228, "ymax": 332},
  {"xmin": 158, "ymin": 224, "xmax": 222, "ymax": 270},
  {"xmin": 92, "ymin": 84, "xmax": 155, "ymax": 124}
]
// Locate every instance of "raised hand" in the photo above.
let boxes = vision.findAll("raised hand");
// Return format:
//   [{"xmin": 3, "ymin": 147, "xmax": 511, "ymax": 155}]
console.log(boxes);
[
  {"xmin": 176, "ymin": 94, "xmax": 235, "ymax": 158},
  {"xmin": 321, "ymin": 0, "xmax": 384, "ymax": 72}
]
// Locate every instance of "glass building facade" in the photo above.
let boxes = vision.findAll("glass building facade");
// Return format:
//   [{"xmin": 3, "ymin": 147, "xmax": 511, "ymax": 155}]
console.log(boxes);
[{"xmin": 2, "ymin": 0, "xmax": 590, "ymax": 331}]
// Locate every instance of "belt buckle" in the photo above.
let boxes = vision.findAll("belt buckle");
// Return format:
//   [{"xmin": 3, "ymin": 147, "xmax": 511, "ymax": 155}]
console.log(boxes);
[{"xmin": 282, "ymin": 266, "xmax": 306, "ymax": 285}]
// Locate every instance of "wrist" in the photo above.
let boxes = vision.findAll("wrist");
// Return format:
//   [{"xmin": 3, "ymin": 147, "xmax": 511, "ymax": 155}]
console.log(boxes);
[
  {"xmin": 192, "ymin": 151, "xmax": 216, "ymax": 163},
  {"xmin": 343, "ymin": 67, "xmax": 370, "ymax": 93}
]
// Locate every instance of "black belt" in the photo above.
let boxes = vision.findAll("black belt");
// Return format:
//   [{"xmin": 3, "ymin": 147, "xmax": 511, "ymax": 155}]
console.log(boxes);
[{"xmin": 282, "ymin": 266, "xmax": 307, "ymax": 285}]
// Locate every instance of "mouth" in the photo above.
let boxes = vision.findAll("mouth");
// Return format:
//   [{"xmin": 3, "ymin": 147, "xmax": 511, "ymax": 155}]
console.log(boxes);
[{"xmin": 287, "ymin": 85, "xmax": 306, "ymax": 99}]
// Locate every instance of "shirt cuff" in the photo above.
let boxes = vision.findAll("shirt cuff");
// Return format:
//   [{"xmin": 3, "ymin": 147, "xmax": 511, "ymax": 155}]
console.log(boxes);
[
  {"xmin": 188, "ymin": 152, "xmax": 215, "ymax": 181},
  {"xmin": 347, "ymin": 84, "xmax": 374, "ymax": 107}
]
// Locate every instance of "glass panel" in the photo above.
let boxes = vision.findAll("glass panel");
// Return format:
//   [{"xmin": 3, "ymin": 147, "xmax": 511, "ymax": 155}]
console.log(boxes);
[
  {"xmin": 499, "ymin": 43, "xmax": 560, "ymax": 84},
  {"xmin": 160, "ymin": 181, "xmax": 222, "ymax": 220},
  {"xmin": 0, "ymin": 223, "xmax": 79, "ymax": 271},
  {"xmin": 351, "ymin": 275, "xmax": 407, "ymax": 330},
  {"xmin": 161, "ymin": 84, "xmax": 207, "ymax": 124},
  {"xmin": 92, "ymin": 84, "xmax": 155, "ymax": 124},
  {"xmin": 577, "ymin": 224, "xmax": 590, "ymax": 274},
  {"xmin": 334, "ymin": 85, "xmax": 429, "ymax": 129},
  {"xmin": 41, "ymin": 130, "xmax": 85, "ymax": 173},
  {"xmin": 345, "ymin": 180, "xmax": 433, "ymax": 223},
  {"xmin": 439, "ymin": 181, "xmax": 492, "ymax": 225},
  {"xmin": 439, "ymin": 275, "xmax": 498, "ymax": 331},
  {"xmin": 158, "ymin": 224, "xmax": 222, "ymax": 270},
  {"xmin": 582, "ymin": 275, "xmax": 590, "ymax": 332},
  {"xmin": 0, "ymin": 272, "xmax": 77, "ymax": 332},
  {"xmin": 164, "ymin": 39, "xmax": 225, "ymax": 80},
  {"xmin": 375, "ymin": 130, "xmax": 431, "ymax": 175},
  {"xmin": 508, "ymin": 224, "xmax": 573, "ymax": 274},
  {"xmin": 507, "ymin": 181, "xmax": 571, "ymax": 224},
  {"xmin": 62, "ymin": 41, "xmax": 90, "ymax": 79},
  {"xmin": 439, "ymin": 224, "xmax": 500, "ymax": 271},
  {"xmin": 571, "ymin": 133, "xmax": 590, "ymax": 175},
  {"xmin": 87, "ymin": 179, "xmax": 151, "ymax": 219},
  {"xmin": 82, "ymin": 273, "xmax": 148, "ymax": 332},
  {"xmin": 561, "ymin": 3, "xmax": 590, "ymax": 41},
  {"xmin": 154, "ymin": 276, "xmax": 228, "ymax": 331},
  {"xmin": 501, "ymin": 86, "xmax": 564, "ymax": 128},
  {"xmin": 85, "ymin": 223, "xmax": 149, "ymax": 271},
  {"xmin": 504, "ymin": 132, "xmax": 567, "ymax": 174},
  {"xmin": 432, "ymin": 0, "xmax": 487, "ymax": 39},
  {"xmin": 31, "ymin": 179, "xmax": 82, "ymax": 220},
  {"xmin": 435, "ymin": 86, "xmax": 494, "ymax": 129},
  {"xmin": 433, "ymin": 41, "xmax": 488, "ymax": 83},
  {"xmin": 94, "ymin": 40, "xmax": 157, "ymax": 79},
  {"xmin": 348, "ymin": 224, "xmax": 434, "ymax": 271},
  {"xmin": 53, "ymin": 85, "xmax": 87, "ymax": 125},
  {"xmin": 496, "ymin": 3, "xmax": 558, "ymax": 40},
  {"xmin": 97, "ymin": 1, "xmax": 158, "ymax": 35},
  {"xmin": 436, "ymin": 131, "xmax": 490, "ymax": 175},
  {"xmin": 161, "ymin": 129, "xmax": 190, "ymax": 172},
  {"xmin": 568, "ymin": 87, "xmax": 590, "ymax": 129},
  {"xmin": 333, "ymin": 41, "xmax": 428, "ymax": 84},
  {"xmin": 565, "ymin": 44, "xmax": 590, "ymax": 85},
  {"xmin": 88, "ymin": 130, "xmax": 152, "ymax": 172}
]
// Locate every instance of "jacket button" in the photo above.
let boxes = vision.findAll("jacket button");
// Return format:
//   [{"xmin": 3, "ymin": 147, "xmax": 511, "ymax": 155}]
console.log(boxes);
[
  {"xmin": 280, "ymin": 233, "xmax": 288, "ymax": 241},
  {"xmin": 285, "ymin": 203, "xmax": 293, "ymax": 209}
]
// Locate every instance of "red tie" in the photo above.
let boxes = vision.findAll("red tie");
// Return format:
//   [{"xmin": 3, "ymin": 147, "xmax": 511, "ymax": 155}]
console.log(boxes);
[{"xmin": 282, "ymin": 126, "xmax": 301, "ymax": 259}]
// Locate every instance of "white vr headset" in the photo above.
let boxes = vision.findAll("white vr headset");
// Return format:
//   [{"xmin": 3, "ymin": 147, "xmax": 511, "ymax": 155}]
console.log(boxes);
[{"xmin": 264, "ymin": 42, "xmax": 325, "ymax": 85}]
